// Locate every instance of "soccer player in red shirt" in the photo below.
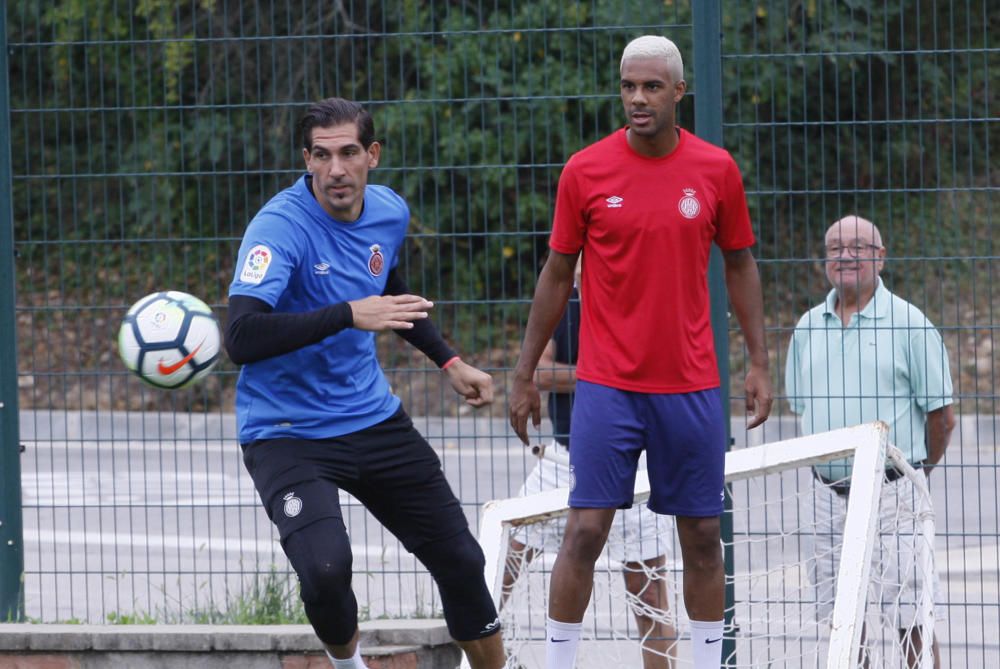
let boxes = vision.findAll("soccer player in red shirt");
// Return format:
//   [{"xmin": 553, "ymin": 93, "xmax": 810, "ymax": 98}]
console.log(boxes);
[{"xmin": 509, "ymin": 35, "xmax": 773, "ymax": 669}]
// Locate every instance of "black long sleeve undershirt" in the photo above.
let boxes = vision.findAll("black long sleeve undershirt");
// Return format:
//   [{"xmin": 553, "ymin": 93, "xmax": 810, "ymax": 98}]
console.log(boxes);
[
  {"xmin": 383, "ymin": 269, "xmax": 457, "ymax": 367},
  {"xmin": 224, "ymin": 267, "xmax": 456, "ymax": 367}
]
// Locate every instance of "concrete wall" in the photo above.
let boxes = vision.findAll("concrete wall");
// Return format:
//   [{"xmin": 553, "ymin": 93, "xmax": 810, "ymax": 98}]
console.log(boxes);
[{"xmin": 0, "ymin": 620, "xmax": 462, "ymax": 669}]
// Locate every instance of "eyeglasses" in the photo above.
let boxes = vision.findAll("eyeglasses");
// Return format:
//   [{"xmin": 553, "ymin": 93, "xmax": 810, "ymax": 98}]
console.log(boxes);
[{"xmin": 825, "ymin": 243, "xmax": 882, "ymax": 258}]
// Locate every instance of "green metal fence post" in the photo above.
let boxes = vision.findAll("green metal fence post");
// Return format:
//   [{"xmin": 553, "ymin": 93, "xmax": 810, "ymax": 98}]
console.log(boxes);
[
  {"xmin": 693, "ymin": 1, "xmax": 737, "ymax": 664},
  {"xmin": 0, "ymin": 0, "xmax": 25, "ymax": 623}
]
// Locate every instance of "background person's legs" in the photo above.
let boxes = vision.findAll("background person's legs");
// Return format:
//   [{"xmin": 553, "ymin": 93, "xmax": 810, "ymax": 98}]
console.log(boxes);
[
  {"xmin": 500, "ymin": 538, "xmax": 539, "ymax": 609},
  {"xmin": 617, "ymin": 494, "xmax": 677, "ymax": 668},
  {"xmin": 901, "ymin": 626, "xmax": 940, "ymax": 669},
  {"xmin": 623, "ymin": 555, "xmax": 678, "ymax": 669}
]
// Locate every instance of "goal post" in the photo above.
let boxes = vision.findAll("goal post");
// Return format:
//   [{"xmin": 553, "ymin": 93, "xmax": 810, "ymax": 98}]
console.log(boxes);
[
  {"xmin": 826, "ymin": 421, "xmax": 886, "ymax": 667},
  {"xmin": 477, "ymin": 421, "xmax": 937, "ymax": 668}
]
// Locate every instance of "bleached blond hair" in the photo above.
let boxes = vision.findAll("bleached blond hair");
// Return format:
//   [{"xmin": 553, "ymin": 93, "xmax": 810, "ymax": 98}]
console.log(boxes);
[{"xmin": 620, "ymin": 35, "xmax": 684, "ymax": 82}]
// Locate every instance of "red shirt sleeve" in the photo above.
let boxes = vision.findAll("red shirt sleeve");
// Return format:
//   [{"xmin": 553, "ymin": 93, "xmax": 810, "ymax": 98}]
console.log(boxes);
[
  {"xmin": 714, "ymin": 157, "xmax": 756, "ymax": 250},
  {"xmin": 549, "ymin": 160, "xmax": 586, "ymax": 254}
]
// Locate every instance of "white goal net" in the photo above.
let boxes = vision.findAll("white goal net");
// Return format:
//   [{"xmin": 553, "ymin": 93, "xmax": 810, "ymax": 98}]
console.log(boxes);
[{"xmin": 477, "ymin": 422, "xmax": 937, "ymax": 668}]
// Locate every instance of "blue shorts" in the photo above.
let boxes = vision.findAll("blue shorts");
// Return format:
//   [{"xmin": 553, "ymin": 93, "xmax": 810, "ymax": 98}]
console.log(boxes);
[{"xmin": 568, "ymin": 381, "xmax": 727, "ymax": 517}]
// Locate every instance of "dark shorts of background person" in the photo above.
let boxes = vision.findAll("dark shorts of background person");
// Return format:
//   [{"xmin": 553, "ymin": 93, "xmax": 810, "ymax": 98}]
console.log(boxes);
[
  {"xmin": 241, "ymin": 406, "xmax": 500, "ymax": 641},
  {"xmin": 568, "ymin": 381, "xmax": 727, "ymax": 517}
]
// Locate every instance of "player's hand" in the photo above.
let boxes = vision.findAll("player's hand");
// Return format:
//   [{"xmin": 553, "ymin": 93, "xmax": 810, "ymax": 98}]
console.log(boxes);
[
  {"xmin": 348, "ymin": 294, "xmax": 432, "ymax": 331},
  {"xmin": 508, "ymin": 374, "xmax": 541, "ymax": 445},
  {"xmin": 443, "ymin": 359, "xmax": 494, "ymax": 407},
  {"xmin": 745, "ymin": 363, "xmax": 773, "ymax": 429}
]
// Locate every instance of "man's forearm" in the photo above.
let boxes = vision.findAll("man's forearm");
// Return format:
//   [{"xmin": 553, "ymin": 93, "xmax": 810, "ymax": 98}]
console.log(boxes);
[
  {"xmin": 924, "ymin": 405, "xmax": 956, "ymax": 467},
  {"xmin": 534, "ymin": 360, "xmax": 577, "ymax": 393}
]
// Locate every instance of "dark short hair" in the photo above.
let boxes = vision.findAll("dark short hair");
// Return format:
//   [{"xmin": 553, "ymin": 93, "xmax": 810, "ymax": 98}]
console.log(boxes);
[{"xmin": 298, "ymin": 97, "xmax": 375, "ymax": 150}]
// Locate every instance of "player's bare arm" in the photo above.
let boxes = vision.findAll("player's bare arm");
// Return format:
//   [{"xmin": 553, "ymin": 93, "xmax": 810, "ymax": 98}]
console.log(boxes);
[
  {"xmin": 349, "ymin": 293, "xmax": 433, "ymax": 331},
  {"xmin": 509, "ymin": 250, "xmax": 579, "ymax": 444},
  {"xmin": 444, "ymin": 359, "xmax": 495, "ymax": 407},
  {"xmin": 722, "ymin": 247, "xmax": 773, "ymax": 429},
  {"xmin": 923, "ymin": 405, "xmax": 956, "ymax": 476},
  {"xmin": 534, "ymin": 340, "xmax": 577, "ymax": 393}
]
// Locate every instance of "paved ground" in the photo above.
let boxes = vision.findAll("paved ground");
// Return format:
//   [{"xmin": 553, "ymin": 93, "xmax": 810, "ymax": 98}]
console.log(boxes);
[{"xmin": 14, "ymin": 410, "xmax": 999, "ymax": 665}]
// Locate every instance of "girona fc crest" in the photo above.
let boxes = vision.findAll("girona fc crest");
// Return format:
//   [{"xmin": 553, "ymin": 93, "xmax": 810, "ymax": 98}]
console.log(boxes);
[
  {"xmin": 368, "ymin": 244, "xmax": 385, "ymax": 276},
  {"xmin": 678, "ymin": 188, "xmax": 701, "ymax": 219},
  {"xmin": 282, "ymin": 492, "xmax": 303, "ymax": 518}
]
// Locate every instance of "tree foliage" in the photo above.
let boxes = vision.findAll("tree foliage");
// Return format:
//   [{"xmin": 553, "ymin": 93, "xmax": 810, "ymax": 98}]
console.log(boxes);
[{"xmin": 6, "ymin": 0, "xmax": 996, "ymax": 409}]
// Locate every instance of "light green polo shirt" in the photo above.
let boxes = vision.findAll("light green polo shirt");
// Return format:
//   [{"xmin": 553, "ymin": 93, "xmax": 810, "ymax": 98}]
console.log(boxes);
[{"xmin": 784, "ymin": 278, "xmax": 953, "ymax": 482}]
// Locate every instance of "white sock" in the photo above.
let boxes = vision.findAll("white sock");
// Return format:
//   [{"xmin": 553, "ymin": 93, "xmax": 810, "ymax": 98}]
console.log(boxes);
[
  {"xmin": 326, "ymin": 644, "xmax": 368, "ymax": 669},
  {"xmin": 546, "ymin": 617, "xmax": 583, "ymax": 668},
  {"xmin": 689, "ymin": 619, "xmax": 724, "ymax": 668}
]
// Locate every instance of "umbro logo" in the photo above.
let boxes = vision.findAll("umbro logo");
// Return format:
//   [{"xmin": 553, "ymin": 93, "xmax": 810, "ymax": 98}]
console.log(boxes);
[
  {"xmin": 313, "ymin": 262, "xmax": 330, "ymax": 275},
  {"xmin": 605, "ymin": 195, "xmax": 623, "ymax": 208}
]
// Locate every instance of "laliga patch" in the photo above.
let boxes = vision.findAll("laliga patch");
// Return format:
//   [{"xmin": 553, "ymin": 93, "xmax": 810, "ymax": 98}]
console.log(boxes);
[
  {"xmin": 368, "ymin": 243, "xmax": 385, "ymax": 276},
  {"xmin": 240, "ymin": 245, "xmax": 272, "ymax": 284}
]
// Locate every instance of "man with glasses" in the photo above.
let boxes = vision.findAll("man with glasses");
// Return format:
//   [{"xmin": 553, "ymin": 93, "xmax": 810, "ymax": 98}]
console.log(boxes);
[{"xmin": 784, "ymin": 214, "xmax": 955, "ymax": 667}]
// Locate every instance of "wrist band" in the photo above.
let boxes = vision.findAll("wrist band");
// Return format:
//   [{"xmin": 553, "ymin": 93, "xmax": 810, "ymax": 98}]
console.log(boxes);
[{"xmin": 442, "ymin": 356, "xmax": 461, "ymax": 370}]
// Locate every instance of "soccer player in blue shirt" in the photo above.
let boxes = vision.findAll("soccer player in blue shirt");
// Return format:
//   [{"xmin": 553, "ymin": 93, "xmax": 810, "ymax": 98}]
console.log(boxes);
[{"xmin": 225, "ymin": 97, "xmax": 505, "ymax": 669}]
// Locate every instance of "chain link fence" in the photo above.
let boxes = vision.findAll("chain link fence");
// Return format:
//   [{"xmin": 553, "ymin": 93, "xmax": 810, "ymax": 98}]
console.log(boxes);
[{"xmin": 2, "ymin": 0, "xmax": 996, "ymax": 664}]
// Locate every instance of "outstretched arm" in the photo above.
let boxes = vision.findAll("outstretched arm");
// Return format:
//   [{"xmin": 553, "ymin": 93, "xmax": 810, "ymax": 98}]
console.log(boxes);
[
  {"xmin": 722, "ymin": 247, "xmax": 773, "ymax": 429},
  {"xmin": 509, "ymin": 250, "xmax": 579, "ymax": 444},
  {"xmin": 224, "ymin": 293, "xmax": 431, "ymax": 365}
]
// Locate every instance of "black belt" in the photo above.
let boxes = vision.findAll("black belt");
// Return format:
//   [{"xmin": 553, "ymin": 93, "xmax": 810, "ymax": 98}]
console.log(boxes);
[{"xmin": 813, "ymin": 461, "xmax": 923, "ymax": 496}]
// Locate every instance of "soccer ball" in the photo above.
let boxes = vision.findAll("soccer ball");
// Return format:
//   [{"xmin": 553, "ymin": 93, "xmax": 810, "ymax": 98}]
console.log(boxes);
[{"xmin": 117, "ymin": 291, "xmax": 221, "ymax": 389}]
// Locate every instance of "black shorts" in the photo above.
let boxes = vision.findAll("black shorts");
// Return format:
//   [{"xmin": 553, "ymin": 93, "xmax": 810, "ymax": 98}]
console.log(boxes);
[{"xmin": 241, "ymin": 407, "xmax": 468, "ymax": 552}]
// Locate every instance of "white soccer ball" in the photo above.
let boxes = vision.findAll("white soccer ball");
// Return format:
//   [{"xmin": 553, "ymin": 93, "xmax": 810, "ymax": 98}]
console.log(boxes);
[{"xmin": 117, "ymin": 291, "xmax": 221, "ymax": 389}]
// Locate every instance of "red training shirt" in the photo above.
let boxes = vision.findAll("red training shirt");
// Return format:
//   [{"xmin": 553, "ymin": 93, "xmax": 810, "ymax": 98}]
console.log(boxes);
[{"xmin": 549, "ymin": 127, "xmax": 755, "ymax": 393}]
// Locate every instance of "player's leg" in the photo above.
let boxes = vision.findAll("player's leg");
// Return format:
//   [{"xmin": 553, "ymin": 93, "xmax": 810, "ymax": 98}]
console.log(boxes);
[
  {"xmin": 900, "ymin": 626, "xmax": 939, "ymax": 669},
  {"xmin": 547, "ymin": 507, "xmax": 618, "ymax": 667},
  {"xmin": 618, "ymin": 504, "xmax": 677, "ymax": 668},
  {"xmin": 549, "ymin": 507, "xmax": 619, "ymax": 617},
  {"xmin": 643, "ymin": 388, "xmax": 728, "ymax": 669},
  {"xmin": 416, "ymin": 530, "xmax": 505, "ymax": 669},
  {"xmin": 675, "ymin": 515, "xmax": 725, "ymax": 664},
  {"xmin": 348, "ymin": 409, "xmax": 504, "ymax": 669},
  {"xmin": 501, "ymin": 538, "xmax": 537, "ymax": 609},
  {"xmin": 283, "ymin": 521, "xmax": 369, "ymax": 666},
  {"xmin": 548, "ymin": 380, "xmax": 646, "ymax": 668},
  {"xmin": 240, "ymin": 438, "xmax": 366, "ymax": 665}
]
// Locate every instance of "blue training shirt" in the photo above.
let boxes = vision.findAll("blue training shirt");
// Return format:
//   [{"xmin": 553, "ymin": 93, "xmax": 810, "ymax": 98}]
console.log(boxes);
[{"xmin": 229, "ymin": 175, "xmax": 408, "ymax": 443}]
